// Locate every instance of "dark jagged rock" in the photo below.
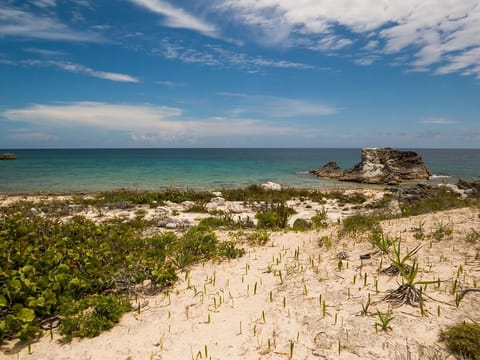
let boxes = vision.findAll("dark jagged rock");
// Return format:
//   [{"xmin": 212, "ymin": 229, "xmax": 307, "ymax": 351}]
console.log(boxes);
[
  {"xmin": 457, "ymin": 179, "xmax": 480, "ymax": 195},
  {"xmin": 310, "ymin": 148, "xmax": 431, "ymax": 185},
  {"xmin": 0, "ymin": 153, "xmax": 16, "ymax": 160},
  {"xmin": 311, "ymin": 161, "xmax": 344, "ymax": 179}
]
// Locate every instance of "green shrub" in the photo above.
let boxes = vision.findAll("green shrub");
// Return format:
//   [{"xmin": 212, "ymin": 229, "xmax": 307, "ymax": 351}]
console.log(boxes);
[
  {"xmin": 400, "ymin": 186, "xmax": 472, "ymax": 217},
  {"xmin": 341, "ymin": 215, "xmax": 381, "ymax": 235},
  {"xmin": 311, "ymin": 209, "xmax": 328, "ymax": 228},
  {"xmin": 218, "ymin": 241, "xmax": 245, "ymax": 259},
  {"xmin": 292, "ymin": 218, "xmax": 312, "ymax": 231},
  {"xmin": 256, "ymin": 202, "xmax": 295, "ymax": 230},
  {"xmin": 176, "ymin": 227, "xmax": 219, "ymax": 268},
  {"xmin": 440, "ymin": 322, "xmax": 480, "ymax": 359},
  {"xmin": 246, "ymin": 231, "xmax": 270, "ymax": 246}
]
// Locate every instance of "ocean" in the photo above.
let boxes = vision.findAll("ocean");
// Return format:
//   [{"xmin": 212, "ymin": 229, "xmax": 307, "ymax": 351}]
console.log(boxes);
[{"xmin": 0, "ymin": 148, "xmax": 479, "ymax": 194}]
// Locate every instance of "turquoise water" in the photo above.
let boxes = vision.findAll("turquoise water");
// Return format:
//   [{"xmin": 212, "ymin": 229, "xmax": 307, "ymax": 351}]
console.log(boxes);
[{"xmin": 0, "ymin": 149, "xmax": 479, "ymax": 193}]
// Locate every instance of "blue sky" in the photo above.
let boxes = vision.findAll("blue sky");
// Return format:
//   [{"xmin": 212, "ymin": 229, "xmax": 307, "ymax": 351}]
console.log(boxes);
[{"xmin": 0, "ymin": 0, "xmax": 479, "ymax": 148}]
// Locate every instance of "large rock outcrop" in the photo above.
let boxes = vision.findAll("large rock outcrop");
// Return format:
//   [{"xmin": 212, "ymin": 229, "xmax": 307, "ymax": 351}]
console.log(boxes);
[{"xmin": 310, "ymin": 148, "xmax": 431, "ymax": 185}]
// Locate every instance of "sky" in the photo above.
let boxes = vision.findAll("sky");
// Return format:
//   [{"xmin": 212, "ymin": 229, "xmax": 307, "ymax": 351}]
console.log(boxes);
[{"xmin": 0, "ymin": 0, "xmax": 479, "ymax": 148}]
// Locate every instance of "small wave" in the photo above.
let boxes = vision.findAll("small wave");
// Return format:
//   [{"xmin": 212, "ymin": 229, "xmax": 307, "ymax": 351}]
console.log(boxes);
[
  {"xmin": 295, "ymin": 171, "xmax": 311, "ymax": 174},
  {"xmin": 429, "ymin": 174, "xmax": 451, "ymax": 179}
]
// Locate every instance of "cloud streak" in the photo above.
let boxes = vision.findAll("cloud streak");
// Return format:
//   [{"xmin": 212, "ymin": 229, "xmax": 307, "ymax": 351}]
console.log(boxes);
[
  {"xmin": 24, "ymin": 60, "xmax": 139, "ymax": 82},
  {"xmin": 129, "ymin": 0, "xmax": 218, "ymax": 38},
  {"xmin": 0, "ymin": 5, "xmax": 102, "ymax": 42}
]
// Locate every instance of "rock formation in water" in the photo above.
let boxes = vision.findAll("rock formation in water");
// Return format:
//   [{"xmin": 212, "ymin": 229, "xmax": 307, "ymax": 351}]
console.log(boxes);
[
  {"xmin": 0, "ymin": 153, "xmax": 16, "ymax": 160},
  {"xmin": 310, "ymin": 148, "xmax": 431, "ymax": 185}
]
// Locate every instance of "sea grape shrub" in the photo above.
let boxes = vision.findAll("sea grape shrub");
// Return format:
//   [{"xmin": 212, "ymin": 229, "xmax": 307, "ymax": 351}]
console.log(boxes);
[
  {"xmin": 0, "ymin": 206, "xmax": 244, "ymax": 343},
  {"xmin": 176, "ymin": 227, "xmax": 219, "ymax": 268},
  {"xmin": 59, "ymin": 294, "xmax": 131, "ymax": 342}
]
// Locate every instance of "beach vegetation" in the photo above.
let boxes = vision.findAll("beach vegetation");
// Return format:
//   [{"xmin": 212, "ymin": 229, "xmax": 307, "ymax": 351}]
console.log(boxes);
[
  {"xmin": 292, "ymin": 218, "xmax": 312, "ymax": 231},
  {"xmin": 0, "ymin": 206, "xmax": 243, "ymax": 343},
  {"xmin": 466, "ymin": 228, "xmax": 480, "ymax": 243},
  {"xmin": 198, "ymin": 214, "xmax": 255, "ymax": 230},
  {"xmin": 318, "ymin": 235, "xmax": 333, "ymax": 249},
  {"xmin": 323, "ymin": 191, "xmax": 367, "ymax": 206},
  {"xmin": 429, "ymin": 222, "xmax": 453, "ymax": 241},
  {"xmin": 256, "ymin": 202, "xmax": 295, "ymax": 230},
  {"xmin": 369, "ymin": 232, "xmax": 395, "ymax": 254},
  {"xmin": 340, "ymin": 214, "xmax": 381, "ymax": 236},
  {"xmin": 375, "ymin": 309, "xmax": 394, "ymax": 332},
  {"xmin": 399, "ymin": 186, "xmax": 473, "ymax": 217},
  {"xmin": 440, "ymin": 322, "xmax": 480, "ymax": 360},
  {"xmin": 311, "ymin": 208, "xmax": 328, "ymax": 228}
]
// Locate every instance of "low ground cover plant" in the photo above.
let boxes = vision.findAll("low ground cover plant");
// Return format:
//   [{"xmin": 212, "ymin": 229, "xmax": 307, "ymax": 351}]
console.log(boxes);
[
  {"xmin": 0, "ymin": 206, "xmax": 243, "ymax": 343},
  {"xmin": 440, "ymin": 322, "xmax": 480, "ymax": 359}
]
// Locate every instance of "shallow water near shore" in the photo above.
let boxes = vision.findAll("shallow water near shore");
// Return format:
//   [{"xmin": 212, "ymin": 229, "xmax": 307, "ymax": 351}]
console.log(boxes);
[{"xmin": 0, "ymin": 148, "xmax": 478, "ymax": 193}]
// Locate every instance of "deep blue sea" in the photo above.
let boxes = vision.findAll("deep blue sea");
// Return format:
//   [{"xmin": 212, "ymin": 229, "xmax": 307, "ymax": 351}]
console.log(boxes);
[{"xmin": 0, "ymin": 149, "xmax": 479, "ymax": 194}]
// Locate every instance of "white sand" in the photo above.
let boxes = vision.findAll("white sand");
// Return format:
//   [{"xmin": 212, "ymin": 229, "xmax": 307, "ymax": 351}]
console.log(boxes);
[{"xmin": 1, "ymin": 198, "xmax": 479, "ymax": 359}]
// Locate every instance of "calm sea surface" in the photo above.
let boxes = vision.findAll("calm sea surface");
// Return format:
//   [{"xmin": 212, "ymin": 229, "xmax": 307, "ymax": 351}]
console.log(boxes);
[{"xmin": 0, "ymin": 149, "xmax": 479, "ymax": 194}]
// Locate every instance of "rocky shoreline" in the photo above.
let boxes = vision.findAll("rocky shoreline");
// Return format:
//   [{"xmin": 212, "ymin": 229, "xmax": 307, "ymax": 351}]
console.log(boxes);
[{"xmin": 310, "ymin": 147, "xmax": 431, "ymax": 185}]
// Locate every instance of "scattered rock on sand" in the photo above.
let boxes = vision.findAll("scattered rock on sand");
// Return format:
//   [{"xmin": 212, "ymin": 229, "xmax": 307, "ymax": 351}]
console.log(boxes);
[{"xmin": 261, "ymin": 181, "xmax": 282, "ymax": 190}]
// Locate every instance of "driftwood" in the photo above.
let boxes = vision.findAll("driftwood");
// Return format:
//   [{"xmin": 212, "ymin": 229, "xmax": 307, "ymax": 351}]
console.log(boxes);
[{"xmin": 459, "ymin": 288, "xmax": 480, "ymax": 301}]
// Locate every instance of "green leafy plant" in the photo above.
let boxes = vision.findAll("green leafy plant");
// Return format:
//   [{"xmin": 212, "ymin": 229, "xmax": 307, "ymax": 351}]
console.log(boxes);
[{"xmin": 0, "ymin": 204, "xmax": 244, "ymax": 343}]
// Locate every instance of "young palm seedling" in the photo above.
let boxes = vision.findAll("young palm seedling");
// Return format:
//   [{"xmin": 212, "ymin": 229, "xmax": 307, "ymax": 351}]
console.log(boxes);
[
  {"xmin": 384, "ymin": 260, "xmax": 437, "ymax": 306},
  {"xmin": 375, "ymin": 309, "xmax": 394, "ymax": 332},
  {"xmin": 381, "ymin": 239, "xmax": 420, "ymax": 276}
]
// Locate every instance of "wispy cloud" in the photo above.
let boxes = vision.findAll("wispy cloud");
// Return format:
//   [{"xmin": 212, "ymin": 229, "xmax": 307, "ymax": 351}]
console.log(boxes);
[
  {"xmin": 155, "ymin": 80, "xmax": 184, "ymax": 87},
  {"xmin": 217, "ymin": 92, "xmax": 337, "ymax": 118},
  {"xmin": 158, "ymin": 39, "xmax": 314, "ymax": 71},
  {"xmin": 24, "ymin": 60, "xmax": 139, "ymax": 83},
  {"xmin": 214, "ymin": 0, "xmax": 480, "ymax": 78},
  {"xmin": 8, "ymin": 131, "xmax": 58, "ymax": 142},
  {"xmin": 2, "ymin": 102, "xmax": 299, "ymax": 142},
  {"xmin": 23, "ymin": 47, "xmax": 65, "ymax": 57},
  {"xmin": 0, "ymin": 5, "xmax": 102, "ymax": 42},
  {"xmin": 422, "ymin": 117, "xmax": 457, "ymax": 124},
  {"xmin": 129, "ymin": 0, "xmax": 218, "ymax": 38}
]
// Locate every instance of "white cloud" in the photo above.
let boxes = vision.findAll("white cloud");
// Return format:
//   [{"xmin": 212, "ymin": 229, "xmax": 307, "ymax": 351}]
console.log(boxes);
[
  {"xmin": 0, "ymin": 5, "xmax": 102, "ymax": 42},
  {"xmin": 129, "ymin": 0, "xmax": 218, "ymax": 38},
  {"xmin": 2, "ymin": 102, "xmax": 301, "ymax": 139},
  {"xmin": 422, "ymin": 117, "xmax": 457, "ymax": 124},
  {"xmin": 213, "ymin": 0, "xmax": 480, "ymax": 78},
  {"xmin": 158, "ymin": 39, "xmax": 313, "ymax": 71}
]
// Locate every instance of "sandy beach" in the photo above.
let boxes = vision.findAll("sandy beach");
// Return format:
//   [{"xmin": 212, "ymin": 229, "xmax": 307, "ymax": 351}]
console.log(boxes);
[{"xmin": 1, "ymin": 188, "xmax": 479, "ymax": 359}]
